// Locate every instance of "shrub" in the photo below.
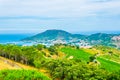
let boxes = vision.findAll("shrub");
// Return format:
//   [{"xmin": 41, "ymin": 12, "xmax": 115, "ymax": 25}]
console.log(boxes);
[{"xmin": 0, "ymin": 70, "xmax": 51, "ymax": 80}]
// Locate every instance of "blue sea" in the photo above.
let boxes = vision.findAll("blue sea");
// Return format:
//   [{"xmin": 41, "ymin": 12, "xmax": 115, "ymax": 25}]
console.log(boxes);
[{"xmin": 0, "ymin": 34, "xmax": 34, "ymax": 45}]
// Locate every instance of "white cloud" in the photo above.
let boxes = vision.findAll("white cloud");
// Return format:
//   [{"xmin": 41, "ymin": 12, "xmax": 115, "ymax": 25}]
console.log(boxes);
[{"xmin": 0, "ymin": 0, "xmax": 120, "ymax": 17}]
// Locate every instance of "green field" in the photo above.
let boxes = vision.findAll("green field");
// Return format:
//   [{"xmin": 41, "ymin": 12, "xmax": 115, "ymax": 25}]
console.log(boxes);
[
  {"xmin": 97, "ymin": 57, "xmax": 120, "ymax": 71},
  {"xmin": 61, "ymin": 47, "xmax": 91, "ymax": 62},
  {"xmin": 61, "ymin": 47, "xmax": 120, "ymax": 71},
  {"xmin": 100, "ymin": 54, "xmax": 120, "ymax": 63}
]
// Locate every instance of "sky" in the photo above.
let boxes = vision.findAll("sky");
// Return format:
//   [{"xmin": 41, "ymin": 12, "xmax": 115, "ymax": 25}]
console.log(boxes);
[{"xmin": 0, "ymin": 0, "xmax": 120, "ymax": 34}]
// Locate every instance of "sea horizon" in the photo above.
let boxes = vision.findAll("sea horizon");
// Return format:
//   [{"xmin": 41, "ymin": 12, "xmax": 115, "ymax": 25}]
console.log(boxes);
[{"xmin": 0, "ymin": 34, "xmax": 31, "ymax": 43}]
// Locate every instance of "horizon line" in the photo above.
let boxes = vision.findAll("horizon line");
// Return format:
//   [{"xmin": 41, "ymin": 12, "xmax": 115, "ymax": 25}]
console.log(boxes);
[{"xmin": 0, "ymin": 30, "xmax": 120, "ymax": 35}]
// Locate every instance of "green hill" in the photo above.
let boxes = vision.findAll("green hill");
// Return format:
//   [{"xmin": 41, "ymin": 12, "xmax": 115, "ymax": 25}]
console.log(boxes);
[
  {"xmin": 22, "ymin": 29, "xmax": 120, "ymax": 48},
  {"xmin": 22, "ymin": 29, "xmax": 85, "ymax": 41}
]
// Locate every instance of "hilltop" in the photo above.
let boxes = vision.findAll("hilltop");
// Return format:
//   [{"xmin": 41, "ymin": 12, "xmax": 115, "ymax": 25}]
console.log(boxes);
[{"xmin": 22, "ymin": 29, "xmax": 85, "ymax": 41}]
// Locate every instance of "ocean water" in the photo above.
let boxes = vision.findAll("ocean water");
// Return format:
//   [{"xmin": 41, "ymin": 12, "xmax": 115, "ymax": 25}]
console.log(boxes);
[{"xmin": 0, "ymin": 34, "xmax": 32, "ymax": 43}]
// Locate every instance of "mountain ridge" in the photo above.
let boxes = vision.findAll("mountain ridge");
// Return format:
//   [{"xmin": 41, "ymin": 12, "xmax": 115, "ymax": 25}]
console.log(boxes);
[
  {"xmin": 22, "ymin": 29, "xmax": 86, "ymax": 41},
  {"xmin": 22, "ymin": 29, "xmax": 120, "ymax": 40}
]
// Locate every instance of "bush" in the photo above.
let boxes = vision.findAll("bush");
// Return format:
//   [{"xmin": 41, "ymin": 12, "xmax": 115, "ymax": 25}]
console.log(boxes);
[
  {"xmin": 0, "ymin": 70, "xmax": 51, "ymax": 80},
  {"xmin": 44, "ymin": 59, "xmax": 110, "ymax": 80}
]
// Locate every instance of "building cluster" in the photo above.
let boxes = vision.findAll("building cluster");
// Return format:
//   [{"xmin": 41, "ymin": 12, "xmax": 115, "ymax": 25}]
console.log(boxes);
[
  {"xmin": 112, "ymin": 36, "xmax": 120, "ymax": 42},
  {"xmin": 35, "ymin": 39, "xmax": 92, "ymax": 48},
  {"xmin": 5, "ymin": 39, "xmax": 92, "ymax": 48},
  {"xmin": 112, "ymin": 36, "xmax": 120, "ymax": 48}
]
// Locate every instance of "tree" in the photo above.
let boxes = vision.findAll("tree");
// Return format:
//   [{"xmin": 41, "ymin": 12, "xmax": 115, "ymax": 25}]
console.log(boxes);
[
  {"xmin": 48, "ymin": 46, "xmax": 58, "ymax": 55},
  {"xmin": 33, "ymin": 51, "xmax": 45, "ymax": 68},
  {"xmin": 11, "ymin": 46, "xmax": 21, "ymax": 61},
  {"xmin": 89, "ymin": 55, "xmax": 96, "ymax": 62},
  {"xmin": 35, "ymin": 44, "xmax": 45, "ymax": 50}
]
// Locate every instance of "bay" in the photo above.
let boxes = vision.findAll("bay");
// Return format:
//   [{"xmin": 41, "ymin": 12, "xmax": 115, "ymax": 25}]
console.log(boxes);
[{"xmin": 0, "ymin": 34, "xmax": 33, "ymax": 44}]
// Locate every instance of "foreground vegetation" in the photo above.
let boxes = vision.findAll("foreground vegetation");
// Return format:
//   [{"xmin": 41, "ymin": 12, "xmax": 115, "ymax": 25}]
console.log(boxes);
[
  {"xmin": 0, "ymin": 44, "xmax": 120, "ymax": 80},
  {"xmin": 61, "ymin": 46, "xmax": 120, "ymax": 71},
  {"xmin": 0, "ymin": 70, "xmax": 51, "ymax": 80},
  {"xmin": 44, "ymin": 59, "xmax": 120, "ymax": 80}
]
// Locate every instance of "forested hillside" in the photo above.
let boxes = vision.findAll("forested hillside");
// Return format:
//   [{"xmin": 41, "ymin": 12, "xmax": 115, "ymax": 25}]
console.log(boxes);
[{"xmin": 0, "ymin": 44, "xmax": 120, "ymax": 80}]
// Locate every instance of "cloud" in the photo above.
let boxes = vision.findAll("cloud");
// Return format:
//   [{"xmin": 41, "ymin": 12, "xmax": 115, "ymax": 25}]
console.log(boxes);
[
  {"xmin": 0, "ymin": 0, "xmax": 120, "ymax": 33},
  {"xmin": 0, "ymin": 16, "xmax": 61, "ymax": 20},
  {"xmin": 0, "ymin": 0, "xmax": 120, "ymax": 17},
  {"xmin": 0, "ymin": 28, "xmax": 45, "ymax": 33}
]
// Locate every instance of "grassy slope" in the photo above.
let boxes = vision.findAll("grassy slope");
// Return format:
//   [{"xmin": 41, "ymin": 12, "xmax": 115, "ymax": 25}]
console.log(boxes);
[
  {"xmin": 61, "ymin": 47, "xmax": 91, "ymax": 62},
  {"xmin": 0, "ymin": 56, "xmax": 51, "ymax": 80},
  {"xmin": 97, "ymin": 57, "xmax": 120, "ymax": 71},
  {"xmin": 61, "ymin": 47, "xmax": 120, "ymax": 71},
  {"xmin": 100, "ymin": 54, "xmax": 120, "ymax": 63},
  {"xmin": 0, "ymin": 56, "xmax": 36, "ymax": 70}
]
